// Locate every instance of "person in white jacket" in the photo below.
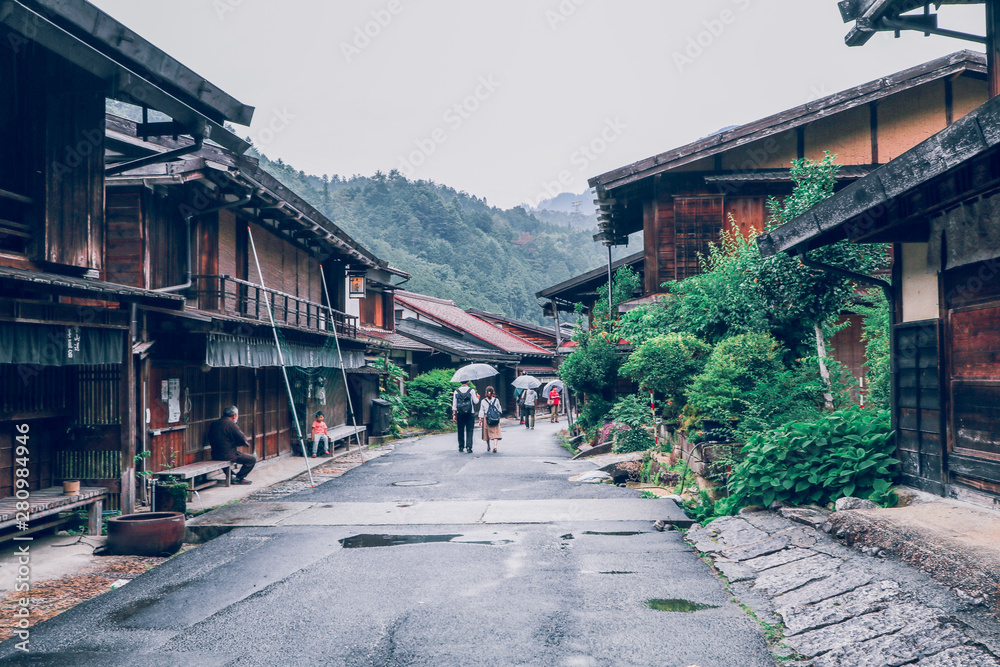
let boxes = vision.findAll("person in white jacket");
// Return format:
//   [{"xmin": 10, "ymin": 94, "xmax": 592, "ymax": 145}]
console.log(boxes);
[{"xmin": 451, "ymin": 381, "xmax": 480, "ymax": 453}]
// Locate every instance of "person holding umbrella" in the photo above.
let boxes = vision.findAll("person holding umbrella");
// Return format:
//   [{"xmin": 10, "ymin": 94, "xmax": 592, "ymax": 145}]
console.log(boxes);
[
  {"xmin": 548, "ymin": 386, "xmax": 561, "ymax": 423},
  {"xmin": 452, "ymin": 380, "xmax": 480, "ymax": 453},
  {"xmin": 450, "ymin": 364, "xmax": 497, "ymax": 453}
]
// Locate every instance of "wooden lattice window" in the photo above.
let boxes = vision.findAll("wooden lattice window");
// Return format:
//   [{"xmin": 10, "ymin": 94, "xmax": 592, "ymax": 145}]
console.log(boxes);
[{"xmin": 673, "ymin": 196, "xmax": 724, "ymax": 281}]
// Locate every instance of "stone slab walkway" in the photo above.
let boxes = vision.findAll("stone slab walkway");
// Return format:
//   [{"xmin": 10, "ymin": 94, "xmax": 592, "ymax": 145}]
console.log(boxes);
[{"xmin": 687, "ymin": 509, "xmax": 1000, "ymax": 666}]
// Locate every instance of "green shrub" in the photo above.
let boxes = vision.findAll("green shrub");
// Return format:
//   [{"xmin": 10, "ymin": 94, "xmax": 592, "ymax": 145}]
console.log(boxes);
[
  {"xmin": 685, "ymin": 332, "xmax": 785, "ymax": 431},
  {"xmin": 403, "ymin": 368, "xmax": 457, "ymax": 430},
  {"xmin": 559, "ymin": 333, "xmax": 621, "ymax": 399},
  {"xmin": 620, "ymin": 333, "xmax": 711, "ymax": 405},
  {"xmin": 575, "ymin": 395, "xmax": 614, "ymax": 437},
  {"xmin": 728, "ymin": 407, "xmax": 896, "ymax": 509},
  {"xmin": 606, "ymin": 394, "xmax": 656, "ymax": 454}
]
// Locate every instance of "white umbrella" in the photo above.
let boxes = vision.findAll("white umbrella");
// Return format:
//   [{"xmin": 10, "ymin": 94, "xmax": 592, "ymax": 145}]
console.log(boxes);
[
  {"xmin": 542, "ymin": 380, "xmax": 565, "ymax": 396},
  {"xmin": 451, "ymin": 363, "xmax": 499, "ymax": 383},
  {"xmin": 512, "ymin": 375, "xmax": 541, "ymax": 389}
]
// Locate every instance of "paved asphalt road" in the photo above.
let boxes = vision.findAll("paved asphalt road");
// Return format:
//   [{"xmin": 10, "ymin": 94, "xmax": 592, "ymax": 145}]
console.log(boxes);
[{"xmin": 0, "ymin": 420, "xmax": 774, "ymax": 666}]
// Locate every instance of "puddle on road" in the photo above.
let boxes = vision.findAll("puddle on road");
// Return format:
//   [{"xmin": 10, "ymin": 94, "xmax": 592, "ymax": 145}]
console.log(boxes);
[
  {"xmin": 646, "ymin": 599, "xmax": 718, "ymax": 612},
  {"xmin": 560, "ymin": 534, "xmax": 574, "ymax": 540},
  {"xmin": 339, "ymin": 534, "xmax": 513, "ymax": 548},
  {"xmin": 582, "ymin": 531, "xmax": 645, "ymax": 536},
  {"xmin": 391, "ymin": 480, "xmax": 438, "ymax": 487},
  {"xmin": 599, "ymin": 571, "xmax": 636, "ymax": 575}
]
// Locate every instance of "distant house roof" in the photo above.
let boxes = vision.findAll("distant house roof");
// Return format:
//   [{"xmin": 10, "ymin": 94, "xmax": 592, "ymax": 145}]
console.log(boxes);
[
  {"xmin": 758, "ymin": 87, "xmax": 1000, "ymax": 258},
  {"xmin": 466, "ymin": 309, "xmax": 559, "ymax": 338},
  {"xmin": 394, "ymin": 292, "xmax": 553, "ymax": 357},
  {"xmin": 5, "ymin": 0, "xmax": 253, "ymax": 153},
  {"xmin": 395, "ymin": 319, "xmax": 519, "ymax": 363}
]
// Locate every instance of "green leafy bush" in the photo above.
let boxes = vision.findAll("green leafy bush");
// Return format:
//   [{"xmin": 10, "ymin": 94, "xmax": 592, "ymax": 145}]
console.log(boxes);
[
  {"xmin": 606, "ymin": 394, "xmax": 656, "ymax": 454},
  {"xmin": 685, "ymin": 332, "xmax": 785, "ymax": 429},
  {"xmin": 620, "ymin": 333, "xmax": 711, "ymax": 417},
  {"xmin": 575, "ymin": 395, "xmax": 614, "ymax": 438},
  {"xmin": 559, "ymin": 333, "xmax": 621, "ymax": 399},
  {"xmin": 728, "ymin": 408, "xmax": 896, "ymax": 509},
  {"xmin": 615, "ymin": 298, "xmax": 679, "ymax": 347},
  {"xmin": 403, "ymin": 368, "xmax": 457, "ymax": 430}
]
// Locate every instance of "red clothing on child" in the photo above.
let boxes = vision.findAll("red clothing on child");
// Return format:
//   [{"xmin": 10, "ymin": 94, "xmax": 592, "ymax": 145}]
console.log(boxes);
[
  {"xmin": 311, "ymin": 420, "xmax": 328, "ymax": 436},
  {"xmin": 549, "ymin": 389, "xmax": 560, "ymax": 405}
]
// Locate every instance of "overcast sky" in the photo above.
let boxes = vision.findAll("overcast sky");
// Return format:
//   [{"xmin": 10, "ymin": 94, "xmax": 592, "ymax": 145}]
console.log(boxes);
[{"xmin": 92, "ymin": 0, "xmax": 987, "ymax": 210}]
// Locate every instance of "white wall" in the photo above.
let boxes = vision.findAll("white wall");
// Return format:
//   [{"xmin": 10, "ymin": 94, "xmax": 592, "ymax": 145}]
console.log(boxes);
[{"xmin": 900, "ymin": 242, "xmax": 939, "ymax": 322}]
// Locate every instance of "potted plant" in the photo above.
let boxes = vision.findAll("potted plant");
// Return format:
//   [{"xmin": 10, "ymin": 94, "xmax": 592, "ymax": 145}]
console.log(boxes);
[{"xmin": 151, "ymin": 451, "xmax": 188, "ymax": 514}]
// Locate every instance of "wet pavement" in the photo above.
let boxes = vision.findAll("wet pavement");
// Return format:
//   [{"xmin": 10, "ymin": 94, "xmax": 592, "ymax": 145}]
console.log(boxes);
[{"xmin": 0, "ymin": 420, "xmax": 775, "ymax": 666}]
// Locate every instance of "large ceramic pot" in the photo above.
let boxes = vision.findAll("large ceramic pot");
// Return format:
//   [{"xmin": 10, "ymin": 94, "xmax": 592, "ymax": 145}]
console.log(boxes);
[{"xmin": 106, "ymin": 512, "xmax": 185, "ymax": 556}]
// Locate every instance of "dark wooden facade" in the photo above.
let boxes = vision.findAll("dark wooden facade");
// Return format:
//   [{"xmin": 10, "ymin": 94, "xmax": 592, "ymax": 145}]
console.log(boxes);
[
  {"xmin": 0, "ymin": 1, "xmax": 388, "ymax": 516},
  {"xmin": 757, "ymin": 88, "xmax": 1000, "ymax": 507},
  {"xmin": 102, "ymin": 126, "xmax": 385, "ymax": 479}
]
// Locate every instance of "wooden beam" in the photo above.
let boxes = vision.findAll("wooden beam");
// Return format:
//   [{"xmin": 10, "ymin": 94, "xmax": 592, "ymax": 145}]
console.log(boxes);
[
  {"xmin": 989, "ymin": 0, "xmax": 1000, "ymax": 97},
  {"xmin": 120, "ymin": 332, "xmax": 136, "ymax": 515}
]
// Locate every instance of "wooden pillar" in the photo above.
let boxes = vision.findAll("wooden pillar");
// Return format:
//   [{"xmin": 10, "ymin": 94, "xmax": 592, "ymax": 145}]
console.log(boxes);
[
  {"xmin": 551, "ymin": 300, "xmax": 562, "ymax": 349},
  {"xmin": 119, "ymin": 330, "xmax": 136, "ymax": 514},
  {"xmin": 989, "ymin": 0, "xmax": 1000, "ymax": 98}
]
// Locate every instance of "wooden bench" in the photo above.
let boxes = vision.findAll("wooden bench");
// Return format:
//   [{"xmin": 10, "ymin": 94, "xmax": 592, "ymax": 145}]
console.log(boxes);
[
  {"xmin": 327, "ymin": 424, "xmax": 367, "ymax": 450},
  {"xmin": 152, "ymin": 460, "xmax": 231, "ymax": 497},
  {"xmin": 0, "ymin": 486, "xmax": 108, "ymax": 541}
]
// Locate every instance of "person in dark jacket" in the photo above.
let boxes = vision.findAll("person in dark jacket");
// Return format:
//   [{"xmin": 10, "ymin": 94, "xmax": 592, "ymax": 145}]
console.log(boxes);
[{"xmin": 208, "ymin": 405, "xmax": 256, "ymax": 484}]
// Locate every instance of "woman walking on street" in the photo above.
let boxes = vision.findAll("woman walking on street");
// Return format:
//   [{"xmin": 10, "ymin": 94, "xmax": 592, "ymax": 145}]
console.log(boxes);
[{"xmin": 479, "ymin": 386, "xmax": 503, "ymax": 453}]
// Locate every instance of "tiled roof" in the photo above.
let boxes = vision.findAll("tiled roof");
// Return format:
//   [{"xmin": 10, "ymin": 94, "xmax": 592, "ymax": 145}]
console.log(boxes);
[
  {"xmin": 395, "ymin": 292, "xmax": 552, "ymax": 357},
  {"xmin": 396, "ymin": 319, "xmax": 518, "ymax": 362}
]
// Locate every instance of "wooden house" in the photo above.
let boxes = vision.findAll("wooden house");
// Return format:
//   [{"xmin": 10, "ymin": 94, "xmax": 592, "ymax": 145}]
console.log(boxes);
[
  {"xmin": 0, "ymin": 0, "xmax": 254, "ymax": 515},
  {"xmin": 103, "ymin": 114, "xmax": 390, "ymax": 488},
  {"xmin": 757, "ymin": 90, "xmax": 1000, "ymax": 508},
  {"xmin": 755, "ymin": 0, "xmax": 1000, "ymax": 508},
  {"xmin": 580, "ymin": 51, "xmax": 989, "ymax": 389}
]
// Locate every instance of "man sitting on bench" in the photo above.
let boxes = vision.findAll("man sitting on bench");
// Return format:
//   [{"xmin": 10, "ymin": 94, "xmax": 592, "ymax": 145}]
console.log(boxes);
[{"xmin": 208, "ymin": 405, "xmax": 256, "ymax": 485}]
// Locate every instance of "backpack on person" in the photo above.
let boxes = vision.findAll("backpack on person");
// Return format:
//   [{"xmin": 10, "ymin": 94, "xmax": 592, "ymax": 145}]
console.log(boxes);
[
  {"xmin": 455, "ymin": 388, "xmax": 474, "ymax": 415},
  {"xmin": 485, "ymin": 398, "xmax": 502, "ymax": 427}
]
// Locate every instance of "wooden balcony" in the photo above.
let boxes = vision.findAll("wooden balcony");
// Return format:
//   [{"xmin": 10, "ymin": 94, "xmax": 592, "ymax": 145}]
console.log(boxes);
[{"xmin": 189, "ymin": 275, "xmax": 357, "ymax": 339}]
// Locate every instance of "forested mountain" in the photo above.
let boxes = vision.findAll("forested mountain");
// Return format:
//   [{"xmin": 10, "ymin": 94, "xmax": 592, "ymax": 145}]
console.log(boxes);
[{"xmin": 253, "ymin": 153, "xmax": 639, "ymax": 324}]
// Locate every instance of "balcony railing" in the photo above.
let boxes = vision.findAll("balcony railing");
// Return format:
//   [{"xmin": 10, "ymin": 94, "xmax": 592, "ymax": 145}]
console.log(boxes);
[{"xmin": 190, "ymin": 275, "xmax": 357, "ymax": 339}]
